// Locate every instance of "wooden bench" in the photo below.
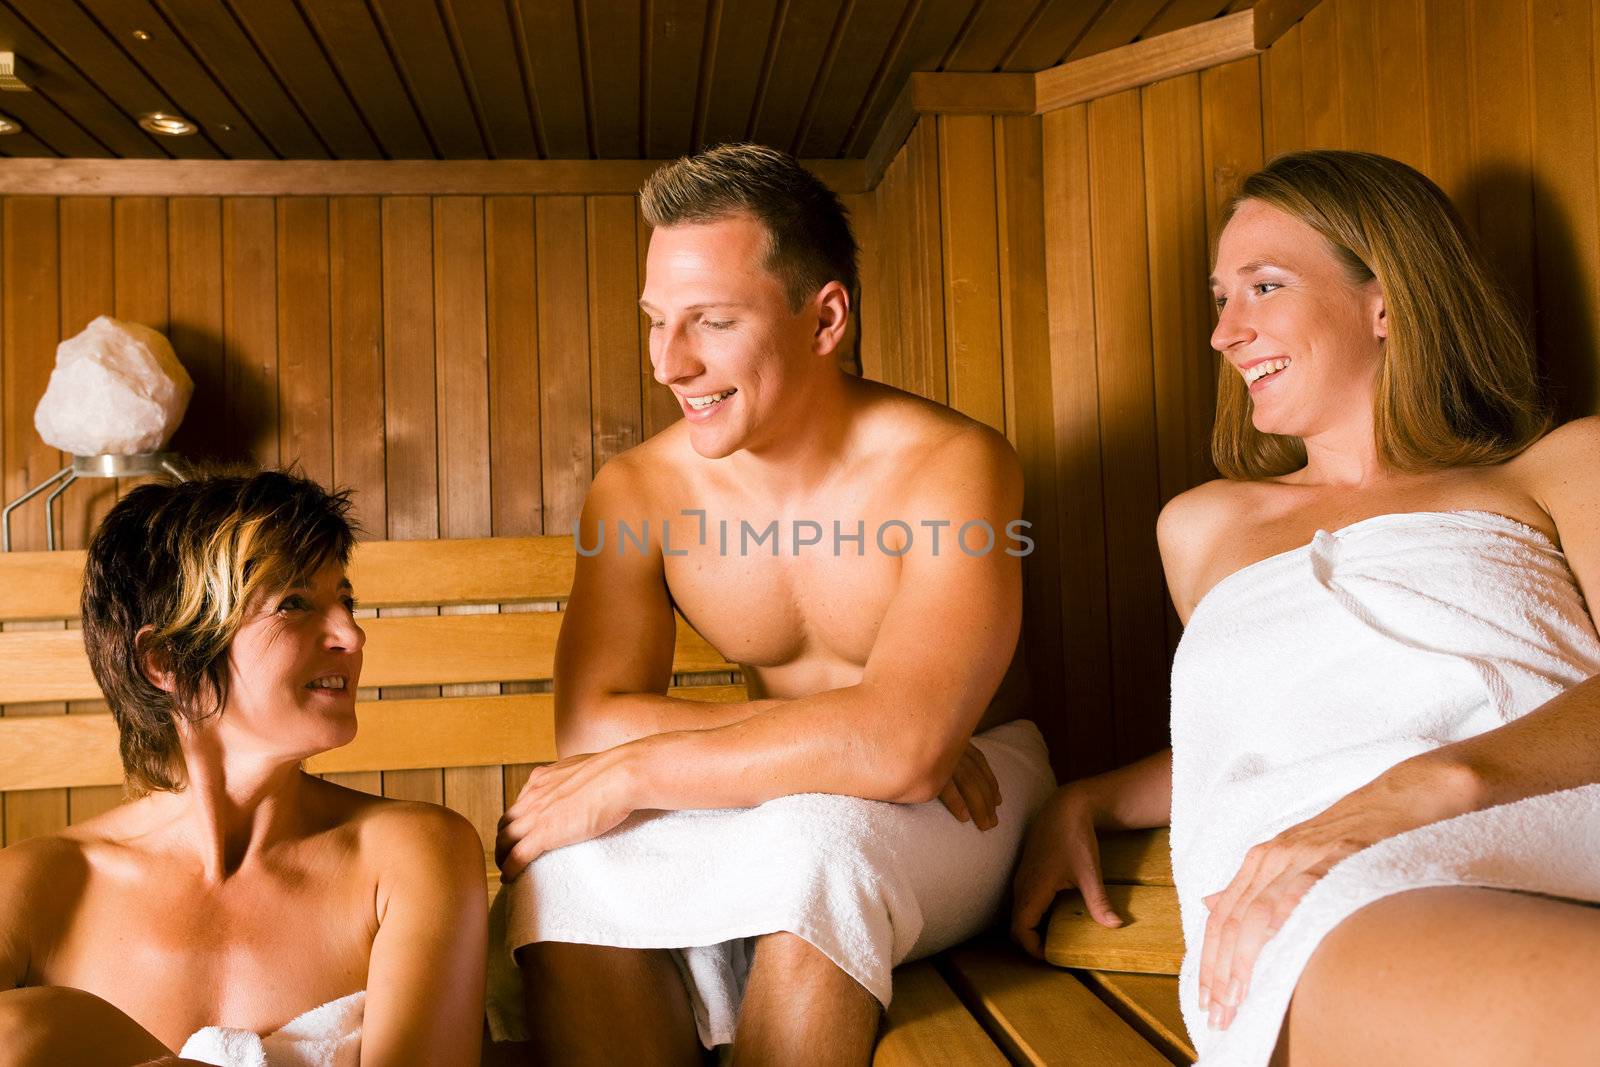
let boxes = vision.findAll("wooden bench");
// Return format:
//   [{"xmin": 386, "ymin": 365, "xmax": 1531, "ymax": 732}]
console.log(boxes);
[{"xmin": 0, "ymin": 535, "xmax": 1190, "ymax": 1064}]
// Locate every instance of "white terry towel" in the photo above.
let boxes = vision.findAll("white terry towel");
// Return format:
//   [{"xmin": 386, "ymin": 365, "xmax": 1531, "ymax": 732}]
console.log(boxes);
[
  {"xmin": 178, "ymin": 991, "xmax": 363, "ymax": 1067},
  {"xmin": 1169, "ymin": 510, "xmax": 1600, "ymax": 1066},
  {"xmin": 488, "ymin": 718, "xmax": 1055, "ymax": 1047}
]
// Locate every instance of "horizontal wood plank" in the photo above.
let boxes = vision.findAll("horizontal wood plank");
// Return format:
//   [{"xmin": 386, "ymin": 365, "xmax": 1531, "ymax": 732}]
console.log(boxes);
[
  {"xmin": 1044, "ymin": 884, "xmax": 1184, "ymax": 975},
  {"xmin": 1076, "ymin": 970, "xmax": 1196, "ymax": 1063},
  {"xmin": 873, "ymin": 959, "xmax": 1007, "ymax": 1066},
  {"xmin": 1, "ymin": 536, "xmax": 578, "ymax": 622},
  {"xmin": 0, "ymin": 159, "xmax": 869, "ymax": 197},
  {"xmin": 1100, "ymin": 827, "xmax": 1174, "ymax": 886},
  {"xmin": 0, "ymin": 684, "xmax": 744, "ymax": 792},
  {"xmin": 0, "ymin": 612, "xmax": 733, "ymax": 703},
  {"xmin": 1033, "ymin": 12, "xmax": 1259, "ymax": 114},
  {"xmin": 942, "ymin": 943, "xmax": 1172, "ymax": 1066}
]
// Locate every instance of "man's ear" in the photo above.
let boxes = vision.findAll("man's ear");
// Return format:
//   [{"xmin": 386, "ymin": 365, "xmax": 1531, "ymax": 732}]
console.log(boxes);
[
  {"xmin": 812, "ymin": 281, "xmax": 851, "ymax": 356},
  {"xmin": 135, "ymin": 625, "xmax": 176, "ymax": 694}
]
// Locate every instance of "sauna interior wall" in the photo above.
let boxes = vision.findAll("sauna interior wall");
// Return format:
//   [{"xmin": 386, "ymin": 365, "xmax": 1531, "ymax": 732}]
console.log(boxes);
[
  {"xmin": 0, "ymin": 189, "xmax": 875, "ymax": 849},
  {"xmin": 868, "ymin": 0, "xmax": 1600, "ymax": 781}
]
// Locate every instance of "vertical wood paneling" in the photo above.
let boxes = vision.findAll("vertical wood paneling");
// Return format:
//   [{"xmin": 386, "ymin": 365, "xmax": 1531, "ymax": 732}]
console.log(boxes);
[
  {"xmin": 1042, "ymin": 106, "xmax": 1114, "ymax": 778},
  {"xmin": 168, "ymin": 199, "xmax": 225, "ymax": 464},
  {"xmin": 586, "ymin": 197, "xmax": 644, "ymax": 470},
  {"xmin": 1334, "ymin": 0, "xmax": 1380, "ymax": 151},
  {"xmin": 1422, "ymin": 0, "xmax": 1476, "ymax": 214},
  {"xmin": 937, "ymin": 115, "xmax": 1006, "ymax": 432},
  {"xmin": 1298, "ymin": 0, "xmax": 1342, "ymax": 147},
  {"xmin": 846, "ymin": 190, "xmax": 882, "ymax": 382},
  {"xmin": 1530, "ymin": 0, "xmax": 1600, "ymax": 419},
  {"xmin": 535, "ymin": 197, "xmax": 593, "ymax": 535},
  {"xmin": 1261, "ymin": 22, "xmax": 1306, "ymax": 158},
  {"xmin": 1467, "ymin": 0, "xmax": 1536, "ymax": 317},
  {"xmin": 487, "ymin": 197, "xmax": 541, "ymax": 535},
  {"xmin": 223, "ymin": 199, "xmax": 280, "ymax": 465},
  {"xmin": 907, "ymin": 121, "xmax": 949, "ymax": 404},
  {"xmin": 1199, "ymin": 59, "xmax": 1266, "ymax": 252},
  {"xmin": 994, "ymin": 113, "xmax": 1067, "ymax": 752},
  {"xmin": 1374, "ymin": 0, "xmax": 1429, "ymax": 170},
  {"xmin": 1087, "ymin": 90, "xmax": 1168, "ymax": 763},
  {"xmin": 276, "ymin": 198, "xmax": 333, "ymax": 483}
]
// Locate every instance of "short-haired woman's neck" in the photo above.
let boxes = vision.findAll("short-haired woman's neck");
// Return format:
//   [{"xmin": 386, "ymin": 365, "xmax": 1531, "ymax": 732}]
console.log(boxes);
[{"xmin": 150, "ymin": 732, "xmax": 319, "ymax": 883}]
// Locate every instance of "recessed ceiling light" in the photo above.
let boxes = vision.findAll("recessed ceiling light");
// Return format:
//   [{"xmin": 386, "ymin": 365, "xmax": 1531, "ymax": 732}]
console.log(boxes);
[
  {"xmin": 139, "ymin": 111, "xmax": 196, "ymax": 136},
  {"xmin": 0, "ymin": 114, "xmax": 21, "ymax": 135},
  {"xmin": 132, "ymin": 30, "xmax": 151, "ymax": 41}
]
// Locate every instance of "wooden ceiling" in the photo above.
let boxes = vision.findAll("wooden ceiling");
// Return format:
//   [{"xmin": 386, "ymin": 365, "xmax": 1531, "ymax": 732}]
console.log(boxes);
[{"xmin": 0, "ymin": 0, "xmax": 1256, "ymax": 161}]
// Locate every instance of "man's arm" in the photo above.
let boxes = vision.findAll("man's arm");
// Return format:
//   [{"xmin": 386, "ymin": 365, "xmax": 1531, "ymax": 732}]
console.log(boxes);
[
  {"xmin": 499, "ymin": 428, "xmax": 1023, "ymax": 877},
  {"xmin": 554, "ymin": 457, "xmax": 773, "ymax": 755}
]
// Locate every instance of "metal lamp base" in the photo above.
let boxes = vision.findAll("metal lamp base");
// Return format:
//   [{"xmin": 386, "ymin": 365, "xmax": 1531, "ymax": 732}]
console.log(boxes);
[{"xmin": 3, "ymin": 452, "xmax": 186, "ymax": 551}]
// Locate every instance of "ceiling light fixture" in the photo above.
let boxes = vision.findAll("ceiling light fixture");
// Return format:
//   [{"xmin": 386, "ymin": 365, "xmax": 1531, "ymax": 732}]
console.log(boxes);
[
  {"xmin": 0, "ymin": 114, "xmax": 21, "ymax": 135},
  {"xmin": 139, "ymin": 111, "xmax": 197, "ymax": 136},
  {"xmin": 132, "ymin": 30, "xmax": 151, "ymax": 41}
]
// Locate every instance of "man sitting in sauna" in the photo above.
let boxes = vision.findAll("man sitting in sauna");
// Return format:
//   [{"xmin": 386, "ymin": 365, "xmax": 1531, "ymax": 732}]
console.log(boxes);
[
  {"xmin": 492, "ymin": 143, "xmax": 1056, "ymax": 1063},
  {"xmin": 1012, "ymin": 151, "xmax": 1600, "ymax": 1065},
  {"xmin": 0, "ymin": 470, "xmax": 487, "ymax": 1066}
]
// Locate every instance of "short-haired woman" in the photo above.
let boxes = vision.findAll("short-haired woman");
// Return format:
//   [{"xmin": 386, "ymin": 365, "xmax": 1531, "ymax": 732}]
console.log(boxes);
[
  {"xmin": 1013, "ymin": 151, "xmax": 1600, "ymax": 1065},
  {"xmin": 0, "ymin": 470, "xmax": 486, "ymax": 1067}
]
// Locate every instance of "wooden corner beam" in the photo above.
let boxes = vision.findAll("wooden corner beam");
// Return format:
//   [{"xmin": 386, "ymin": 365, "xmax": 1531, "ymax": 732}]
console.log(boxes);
[{"xmin": 864, "ymin": 0, "xmax": 1321, "ymax": 188}]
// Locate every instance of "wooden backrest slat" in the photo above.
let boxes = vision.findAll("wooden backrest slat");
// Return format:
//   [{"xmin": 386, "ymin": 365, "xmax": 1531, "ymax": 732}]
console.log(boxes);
[
  {"xmin": 0, "ymin": 685, "xmax": 746, "ymax": 792},
  {"xmin": 0, "ymin": 612, "xmax": 734, "ymax": 705},
  {"xmin": 0, "ymin": 536, "xmax": 580, "ymax": 623}
]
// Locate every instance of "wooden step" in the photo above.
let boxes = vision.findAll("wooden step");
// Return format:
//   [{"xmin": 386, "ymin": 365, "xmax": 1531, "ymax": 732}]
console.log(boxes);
[
  {"xmin": 874, "ymin": 960, "xmax": 1007, "ymax": 1066},
  {"xmin": 1045, "ymin": 883, "xmax": 1183, "ymax": 974},
  {"xmin": 1077, "ymin": 970, "xmax": 1195, "ymax": 1063},
  {"xmin": 941, "ymin": 944, "xmax": 1170, "ymax": 1065}
]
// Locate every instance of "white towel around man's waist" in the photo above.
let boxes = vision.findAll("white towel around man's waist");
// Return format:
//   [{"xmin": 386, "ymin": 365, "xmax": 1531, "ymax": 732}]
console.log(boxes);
[
  {"xmin": 179, "ymin": 991, "xmax": 363, "ymax": 1067},
  {"xmin": 488, "ymin": 718, "xmax": 1055, "ymax": 1047},
  {"xmin": 1169, "ymin": 510, "xmax": 1600, "ymax": 1065}
]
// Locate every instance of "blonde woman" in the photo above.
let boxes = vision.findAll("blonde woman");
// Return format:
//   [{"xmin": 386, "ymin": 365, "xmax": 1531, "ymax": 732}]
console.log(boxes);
[
  {"xmin": 0, "ymin": 470, "xmax": 486, "ymax": 1067},
  {"xmin": 1013, "ymin": 151, "xmax": 1600, "ymax": 1065}
]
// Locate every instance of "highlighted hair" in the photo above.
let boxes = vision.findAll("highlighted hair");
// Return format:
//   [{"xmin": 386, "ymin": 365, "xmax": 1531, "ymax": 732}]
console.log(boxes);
[{"xmin": 80, "ymin": 469, "xmax": 356, "ymax": 795}]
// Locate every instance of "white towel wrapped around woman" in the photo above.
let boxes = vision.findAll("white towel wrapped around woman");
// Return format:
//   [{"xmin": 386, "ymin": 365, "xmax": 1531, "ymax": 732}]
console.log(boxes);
[{"xmin": 1170, "ymin": 510, "xmax": 1600, "ymax": 1066}]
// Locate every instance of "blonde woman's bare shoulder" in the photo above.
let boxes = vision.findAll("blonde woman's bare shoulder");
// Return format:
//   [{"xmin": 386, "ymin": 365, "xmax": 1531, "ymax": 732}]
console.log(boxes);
[
  {"xmin": 1158, "ymin": 479, "xmax": 1252, "ymax": 619},
  {"xmin": 1516, "ymin": 416, "xmax": 1600, "ymax": 553}
]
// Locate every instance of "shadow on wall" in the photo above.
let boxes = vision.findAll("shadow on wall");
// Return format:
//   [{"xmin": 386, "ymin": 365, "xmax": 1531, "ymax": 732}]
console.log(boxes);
[
  {"xmin": 1464, "ymin": 165, "xmax": 1599, "ymax": 422},
  {"xmin": 165, "ymin": 325, "xmax": 275, "ymax": 470}
]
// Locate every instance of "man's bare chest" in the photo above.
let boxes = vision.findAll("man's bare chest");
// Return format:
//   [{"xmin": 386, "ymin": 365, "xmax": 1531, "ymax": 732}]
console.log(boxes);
[{"xmin": 648, "ymin": 495, "xmax": 910, "ymax": 672}]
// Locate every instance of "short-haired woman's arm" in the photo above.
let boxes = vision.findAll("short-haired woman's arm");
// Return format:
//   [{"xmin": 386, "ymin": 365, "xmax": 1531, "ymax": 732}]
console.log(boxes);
[{"xmin": 360, "ymin": 805, "xmax": 487, "ymax": 1067}]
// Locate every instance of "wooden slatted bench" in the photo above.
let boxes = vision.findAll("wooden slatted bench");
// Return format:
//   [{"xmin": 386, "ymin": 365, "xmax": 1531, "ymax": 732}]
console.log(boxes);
[{"xmin": 0, "ymin": 535, "xmax": 1190, "ymax": 1064}]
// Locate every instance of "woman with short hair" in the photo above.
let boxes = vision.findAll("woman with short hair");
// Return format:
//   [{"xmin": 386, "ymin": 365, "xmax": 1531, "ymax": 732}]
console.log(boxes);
[
  {"xmin": 1013, "ymin": 150, "xmax": 1600, "ymax": 1065},
  {"xmin": 0, "ymin": 469, "xmax": 486, "ymax": 1067}
]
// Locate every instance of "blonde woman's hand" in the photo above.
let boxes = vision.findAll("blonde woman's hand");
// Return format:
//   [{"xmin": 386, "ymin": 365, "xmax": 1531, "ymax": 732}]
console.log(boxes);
[{"xmin": 1010, "ymin": 783, "xmax": 1123, "ymax": 959}]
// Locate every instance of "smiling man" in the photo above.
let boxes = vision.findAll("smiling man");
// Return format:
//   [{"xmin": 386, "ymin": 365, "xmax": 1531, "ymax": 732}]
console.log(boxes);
[{"xmin": 492, "ymin": 144, "xmax": 1056, "ymax": 1066}]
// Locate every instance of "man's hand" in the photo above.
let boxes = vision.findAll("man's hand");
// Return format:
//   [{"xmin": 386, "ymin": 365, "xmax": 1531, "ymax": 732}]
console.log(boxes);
[
  {"xmin": 1196, "ymin": 759, "xmax": 1461, "ymax": 1030},
  {"xmin": 1009, "ymin": 784, "xmax": 1122, "ymax": 958},
  {"xmin": 937, "ymin": 742, "xmax": 1002, "ymax": 829},
  {"xmin": 495, "ymin": 747, "xmax": 643, "ymax": 882}
]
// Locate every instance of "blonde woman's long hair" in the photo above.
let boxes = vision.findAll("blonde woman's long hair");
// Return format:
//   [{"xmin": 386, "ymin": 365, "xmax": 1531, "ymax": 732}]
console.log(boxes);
[{"xmin": 1212, "ymin": 150, "xmax": 1550, "ymax": 480}]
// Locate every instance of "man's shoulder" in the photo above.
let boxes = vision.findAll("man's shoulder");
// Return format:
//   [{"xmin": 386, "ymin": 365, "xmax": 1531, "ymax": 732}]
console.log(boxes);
[{"xmin": 858, "ymin": 384, "xmax": 1021, "ymax": 497}]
